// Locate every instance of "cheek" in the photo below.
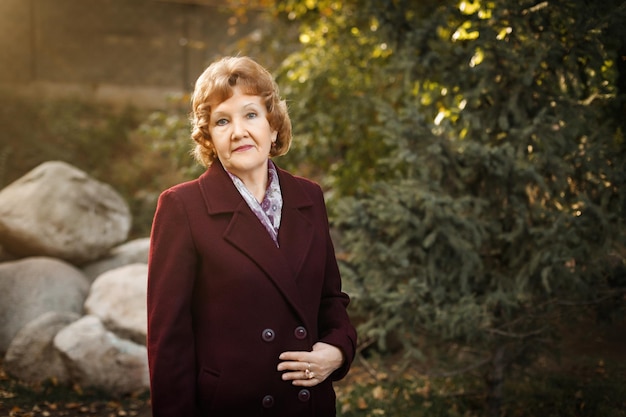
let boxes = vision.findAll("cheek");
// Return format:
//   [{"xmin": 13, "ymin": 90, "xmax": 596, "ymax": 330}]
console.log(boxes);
[{"xmin": 210, "ymin": 138, "xmax": 229, "ymax": 156}]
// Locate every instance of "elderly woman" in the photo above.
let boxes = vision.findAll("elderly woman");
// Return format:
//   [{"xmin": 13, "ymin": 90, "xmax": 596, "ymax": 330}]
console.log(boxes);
[{"xmin": 147, "ymin": 56, "xmax": 357, "ymax": 416}]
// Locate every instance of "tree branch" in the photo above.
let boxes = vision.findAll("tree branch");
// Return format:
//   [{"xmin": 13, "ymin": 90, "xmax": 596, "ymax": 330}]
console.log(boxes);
[
  {"xmin": 484, "ymin": 326, "xmax": 548, "ymax": 339},
  {"xmin": 522, "ymin": 1, "xmax": 548, "ymax": 14}
]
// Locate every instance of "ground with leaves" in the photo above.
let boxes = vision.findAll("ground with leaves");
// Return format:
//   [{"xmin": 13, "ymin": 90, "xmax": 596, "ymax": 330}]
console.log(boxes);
[
  {"xmin": 0, "ymin": 368, "xmax": 151, "ymax": 417},
  {"xmin": 1, "ymin": 317, "xmax": 624, "ymax": 417}
]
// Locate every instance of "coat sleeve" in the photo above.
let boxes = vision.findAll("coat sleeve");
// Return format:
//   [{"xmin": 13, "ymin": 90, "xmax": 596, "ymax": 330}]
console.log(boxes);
[
  {"xmin": 313, "ymin": 184, "xmax": 358, "ymax": 381},
  {"xmin": 147, "ymin": 188, "xmax": 200, "ymax": 416}
]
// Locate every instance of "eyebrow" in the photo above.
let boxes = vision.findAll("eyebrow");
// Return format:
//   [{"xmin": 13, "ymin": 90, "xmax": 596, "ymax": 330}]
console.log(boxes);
[
  {"xmin": 242, "ymin": 102, "xmax": 263, "ymax": 110},
  {"xmin": 212, "ymin": 102, "xmax": 262, "ymax": 116}
]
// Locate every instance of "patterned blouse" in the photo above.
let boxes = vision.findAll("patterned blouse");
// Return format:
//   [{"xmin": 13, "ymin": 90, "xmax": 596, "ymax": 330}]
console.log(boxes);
[{"xmin": 226, "ymin": 160, "xmax": 283, "ymax": 247}]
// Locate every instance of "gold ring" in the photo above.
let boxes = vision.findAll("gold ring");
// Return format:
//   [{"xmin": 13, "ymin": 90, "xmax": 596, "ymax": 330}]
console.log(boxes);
[{"xmin": 304, "ymin": 369, "xmax": 314, "ymax": 379}]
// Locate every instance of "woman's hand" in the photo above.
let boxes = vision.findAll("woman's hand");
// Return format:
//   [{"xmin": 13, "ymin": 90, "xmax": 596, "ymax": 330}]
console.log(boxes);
[{"xmin": 277, "ymin": 342, "xmax": 345, "ymax": 386}]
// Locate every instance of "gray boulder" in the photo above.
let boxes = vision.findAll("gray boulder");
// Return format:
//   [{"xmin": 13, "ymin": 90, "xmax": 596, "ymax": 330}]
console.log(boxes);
[
  {"xmin": 84, "ymin": 263, "xmax": 148, "ymax": 345},
  {"xmin": 3, "ymin": 311, "xmax": 80, "ymax": 384},
  {"xmin": 0, "ymin": 257, "xmax": 89, "ymax": 354},
  {"xmin": 0, "ymin": 161, "xmax": 131, "ymax": 264},
  {"xmin": 54, "ymin": 315, "xmax": 149, "ymax": 395},
  {"xmin": 82, "ymin": 238, "xmax": 150, "ymax": 282}
]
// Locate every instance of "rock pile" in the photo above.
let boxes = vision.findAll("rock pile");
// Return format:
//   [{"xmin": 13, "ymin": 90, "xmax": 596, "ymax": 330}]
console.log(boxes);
[{"xmin": 0, "ymin": 161, "xmax": 151, "ymax": 395}]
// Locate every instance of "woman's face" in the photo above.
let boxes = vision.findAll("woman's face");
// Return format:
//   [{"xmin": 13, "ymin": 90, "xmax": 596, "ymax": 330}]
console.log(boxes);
[{"xmin": 209, "ymin": 87, "xmax": 278, "ymax": 180}]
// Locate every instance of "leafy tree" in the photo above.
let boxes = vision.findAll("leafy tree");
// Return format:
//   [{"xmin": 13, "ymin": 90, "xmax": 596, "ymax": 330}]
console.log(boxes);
[{"xmin": 271, "ymin": 0, "xmax": 626, "ymax": 415}]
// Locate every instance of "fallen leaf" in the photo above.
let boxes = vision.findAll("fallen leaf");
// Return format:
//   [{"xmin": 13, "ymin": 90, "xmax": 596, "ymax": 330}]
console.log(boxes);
[
  {"xmin": 357, "ymin": 396, "xmax": 367, "ymax": 410},
  {"xmin": 0, "ymin": 389, "xmax": 16, "ymax": 399},
  {"xmin": 372, "ymin": 385, "xmax": 385, "ymax": 400}
]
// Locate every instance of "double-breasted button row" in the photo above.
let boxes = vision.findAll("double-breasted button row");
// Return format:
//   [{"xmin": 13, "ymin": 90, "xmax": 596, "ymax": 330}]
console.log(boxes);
[
  {"xmin": 294, "ymin": 326, "xmax": 307, "ymax": 340},
  {"xmin": 261, "ymin": 326, "xmax": 308, "ymax": 342},
  {"xmin": 261, "ymin": 328, "xmax": 275, "ymax": 342},
  {"xmin": 262, "ymin": 395, "xmax": 274, "ymax": 408},
  {"xmin": 261, "ymin": 389, "xmax": 311, "ymax": 408},
  {"xmin": 297, "ymin": 389, "xmax": 311, "ymax": 402}
]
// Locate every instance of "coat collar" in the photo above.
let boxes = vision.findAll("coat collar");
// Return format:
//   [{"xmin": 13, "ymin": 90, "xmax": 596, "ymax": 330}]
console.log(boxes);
[
  {"xmin": 197, "ymin": 161, "xmax": 315, "ymax": 324},
  {"xmin": 198, "ymin": 160, "xmax": 313, "ymax": 215}
]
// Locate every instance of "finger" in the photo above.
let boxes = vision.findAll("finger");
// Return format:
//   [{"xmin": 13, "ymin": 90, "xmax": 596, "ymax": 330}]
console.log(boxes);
[
  {"xmin": 291, "ymin": 374, "xmax": 319, "ymax": 387},
  {"xmin": 276, "ymin": 360, "xmax": 309, "ymax": 372},
  {"xmin": 278, "ymin": 351, "xmax": 309, "ymax": 361},
  {"xmin": 282, "ymin": 369, "xmax": 317, "ymax": 383},
  {"xmin": 280, "ymin": 370, "xmax": 309, "ymax": 381}
]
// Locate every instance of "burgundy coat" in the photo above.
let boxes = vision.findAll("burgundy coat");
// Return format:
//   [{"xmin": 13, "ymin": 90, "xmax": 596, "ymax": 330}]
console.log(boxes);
[{"xmin": 147, "ymin": 161, "xmax": 357, "ymax": 416}]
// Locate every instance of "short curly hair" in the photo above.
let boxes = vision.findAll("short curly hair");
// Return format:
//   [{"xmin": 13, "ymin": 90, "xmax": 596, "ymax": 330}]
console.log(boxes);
[{"xmin": 190, "ymin": 56, "xmax": 292, "ymax": 167}]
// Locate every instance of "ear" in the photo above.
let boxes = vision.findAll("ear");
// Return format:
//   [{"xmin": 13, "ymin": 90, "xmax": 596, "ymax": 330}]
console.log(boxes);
[{"xmin": 271, "ymin": 130, "xmax": 278, "ymax": 143}]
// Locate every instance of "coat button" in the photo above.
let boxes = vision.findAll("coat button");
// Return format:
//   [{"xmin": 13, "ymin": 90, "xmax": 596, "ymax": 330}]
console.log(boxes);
[
  {"xmin": 262, "ymin": 395, "xmax": 275, "ymax": 408},
  {"xmin": 297, "ymin": 389, "xmax": 311, "ymax": 402},
  {"xmin": 261, "ymin": 328, "xmax": 275, "ymax": 342},
  {"xmin": 294, "ymin": 326, "xmax": 307, "ymax": 340}
]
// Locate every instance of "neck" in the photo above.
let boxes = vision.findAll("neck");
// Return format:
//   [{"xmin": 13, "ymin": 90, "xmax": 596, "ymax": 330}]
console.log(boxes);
[
  {"xmin": 243, "ymin": 176, "xmax": 267, "ymax": 203},
  {"xmin": 230, "ymin": 161, "xmax": 269, "ymax": 203}
]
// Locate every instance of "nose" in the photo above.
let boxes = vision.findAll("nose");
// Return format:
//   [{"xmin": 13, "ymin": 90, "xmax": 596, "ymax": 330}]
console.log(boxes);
[{"xmin": 231, "ymin": 116, "xmax": 247, "ymax": 139}]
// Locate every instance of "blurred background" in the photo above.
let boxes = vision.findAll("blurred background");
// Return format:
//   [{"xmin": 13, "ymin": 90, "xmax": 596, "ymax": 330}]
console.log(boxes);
[{"xmin": 0, "ymin": 0, "xmax": 263, "ymax": 104}]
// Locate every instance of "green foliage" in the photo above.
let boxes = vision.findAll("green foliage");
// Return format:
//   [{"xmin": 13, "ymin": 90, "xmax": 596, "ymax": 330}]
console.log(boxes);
[
  {"xmin": 269, "ymin": 0, "xmax": 403, "ymax": 190},
  {"xmin": 274, "ymin": 0, "xmax": 626, "ymax": 413}
]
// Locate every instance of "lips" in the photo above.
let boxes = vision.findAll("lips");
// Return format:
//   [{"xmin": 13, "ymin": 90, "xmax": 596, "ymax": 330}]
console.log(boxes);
[{"xmin": 233, "ymin": 145, "xmax": 254, "ymax": 152}]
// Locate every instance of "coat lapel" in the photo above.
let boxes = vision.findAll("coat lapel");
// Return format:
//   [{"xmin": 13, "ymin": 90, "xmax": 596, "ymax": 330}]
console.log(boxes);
[
  {"xmin": 197, "ymin": 162, "xmax": 314, "ymax": 323},
  {"xmin": 276, "ymin": 167, "xmax": 315, "ymax": 282}
]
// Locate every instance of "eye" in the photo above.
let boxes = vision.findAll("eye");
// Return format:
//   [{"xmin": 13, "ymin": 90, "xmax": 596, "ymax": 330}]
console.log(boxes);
[
  {"xmin": 215, "ymin": 118, "xmax": 228, "ymax": 126},
  {"xmin": 246, "ymin": 112, "xmax": 258, "ymax": 119}
]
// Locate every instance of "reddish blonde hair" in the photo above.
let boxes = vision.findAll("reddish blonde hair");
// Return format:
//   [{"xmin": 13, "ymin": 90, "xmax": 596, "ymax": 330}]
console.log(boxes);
[{"xmin": 190, "ymin": 56, "xmax": 292, "ymax": 167}]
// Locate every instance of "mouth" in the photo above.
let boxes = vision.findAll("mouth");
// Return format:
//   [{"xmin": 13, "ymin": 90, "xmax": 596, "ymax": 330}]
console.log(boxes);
[{"xmin": 233, "ymin": 145, "xmax": 254, "ymax": 153}]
